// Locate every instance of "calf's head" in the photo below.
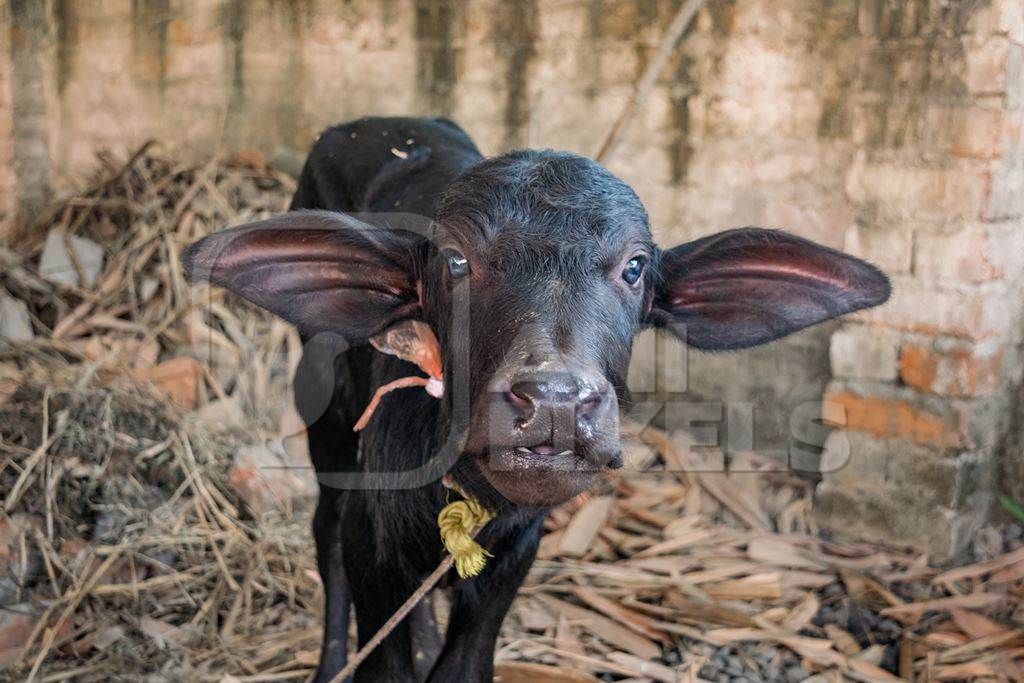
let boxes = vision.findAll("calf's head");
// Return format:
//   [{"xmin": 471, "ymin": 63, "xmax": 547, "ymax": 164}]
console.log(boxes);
[{"xmin": 183, "ymin": 151, "xmax": 889, "ymax": 508}]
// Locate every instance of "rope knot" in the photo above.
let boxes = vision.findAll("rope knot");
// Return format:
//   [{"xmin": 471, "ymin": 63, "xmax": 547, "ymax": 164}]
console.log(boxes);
[{"xmin": 437, "ymin": 492, "xmax": 493, "ymax": 579}]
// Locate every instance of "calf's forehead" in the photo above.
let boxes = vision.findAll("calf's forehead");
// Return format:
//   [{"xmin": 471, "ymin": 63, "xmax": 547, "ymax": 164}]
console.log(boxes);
[{"xmin": 435, "ymin": 150, "xmax": 653, "ymax": 256}]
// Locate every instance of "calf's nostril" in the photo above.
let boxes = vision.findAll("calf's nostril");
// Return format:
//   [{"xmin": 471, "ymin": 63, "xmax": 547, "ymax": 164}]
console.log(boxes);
[
  {"xmin": 576, "ymin": 389, "xmax": 604, "ymax": 418},
  {"xmin": 506, "ymin": 382, "xmax": 535, "ymax": 413}
]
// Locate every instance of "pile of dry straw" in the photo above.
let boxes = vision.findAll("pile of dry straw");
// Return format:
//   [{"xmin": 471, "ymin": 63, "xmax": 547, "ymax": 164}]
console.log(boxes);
[{"xmin": 0, "ymin": 145, "xmax": 1021, "ymax": 682}]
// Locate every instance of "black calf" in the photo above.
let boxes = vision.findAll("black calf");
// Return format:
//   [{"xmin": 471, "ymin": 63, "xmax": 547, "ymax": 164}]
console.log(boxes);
[{"xmin": 183, "ymin": 116, "xmax": 889, "ymax": 682}]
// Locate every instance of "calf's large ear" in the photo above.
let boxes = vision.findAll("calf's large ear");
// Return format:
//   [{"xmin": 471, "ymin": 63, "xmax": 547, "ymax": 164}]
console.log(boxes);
[
  {"xmin": 182, "ymin": 210, "xmax": 419, "ymax": 341},
  {"xmin": 648, "ymin": 228, "xmax": 890, "ymax": 350}
]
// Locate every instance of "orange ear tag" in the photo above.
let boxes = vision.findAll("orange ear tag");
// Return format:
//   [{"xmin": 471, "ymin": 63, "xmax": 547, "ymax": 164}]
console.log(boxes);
[{"xmin": 353, "ymin": 320, "xmax": 444, "ymax": 431}]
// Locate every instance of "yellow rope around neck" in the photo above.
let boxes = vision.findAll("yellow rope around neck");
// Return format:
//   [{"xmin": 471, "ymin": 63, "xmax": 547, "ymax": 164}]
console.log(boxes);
[{"xmin": 438, "ymin": 479, "xmax": 494, "ymax": 579}]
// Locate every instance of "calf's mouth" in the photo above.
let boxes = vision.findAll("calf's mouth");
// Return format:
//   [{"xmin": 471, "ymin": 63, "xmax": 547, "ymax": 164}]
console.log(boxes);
[{"xmin": 469, "ymin": 437, "xmax": 623, "ymax": 508}]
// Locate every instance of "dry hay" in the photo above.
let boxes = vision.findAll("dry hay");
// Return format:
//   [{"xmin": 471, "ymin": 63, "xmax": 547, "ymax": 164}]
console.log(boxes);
[
  {"xmin": 0, "ymin": 145, "xmax": 1022, "ymax": 682},
  {"xmin": 1, "ymin": 145, "xmax": 321, "ymax": 682}
]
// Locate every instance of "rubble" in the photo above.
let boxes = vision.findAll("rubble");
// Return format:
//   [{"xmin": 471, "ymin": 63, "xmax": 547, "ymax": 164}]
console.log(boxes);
[
  {"xmin": 0, "ymin": 294, "xmax": 32, "ymax": 341},
  {"xmin": 38, "ymin": 228, "xmax": 104, "ymax": 289}
]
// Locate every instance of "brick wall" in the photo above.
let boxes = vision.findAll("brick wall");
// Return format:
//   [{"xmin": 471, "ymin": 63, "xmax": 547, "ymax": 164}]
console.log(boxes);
[
  {"xmin": 817, "ymin": 0, "xmax": 1024, "ymax": 557},
  {"xmin": 1, "ymin": 0, "xmax": 1022, "ymax": 557}
]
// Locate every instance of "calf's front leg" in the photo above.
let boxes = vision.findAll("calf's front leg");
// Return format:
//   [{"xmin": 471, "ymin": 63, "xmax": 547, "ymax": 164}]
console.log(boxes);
[
  {"xmin": 312, "ymin": 493, "xmax": 350, "ymax": 683},
  {"xmin": 427, "ymin": 513, "xmax": 545, "ymax": 682},
  {"xmin": 341, "ymin": 497, "xmax": 423, "ymax": 683}
]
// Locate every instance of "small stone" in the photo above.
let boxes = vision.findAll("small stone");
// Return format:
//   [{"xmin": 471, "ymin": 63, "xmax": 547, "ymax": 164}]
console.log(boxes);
[
  {"xmin": 93, "ymin": 480, "xmax": 167, "ymax": 545},
  {"xmin": 0, "ymin": 606, "xmax": 39, "ymax": 669},
  {"xmin": 196, "ymin": 396, "xmax": 245, "ymax": 431},
  {"xmin": 139, "ymin": 277, "xmax": 159, "ymax": 302},
  {"xmin": 228, "ymin": 441, "xmax": 317, "ymax": 513},
  {"xmin": 133, "ymin": 357, "xmax": 203, "ymax": 409},
  {"xmin": 972, "ymin": 526, "xmax": 1006, "ymax": 561},
  {"xmin": 38, "ymin": 228, "xmax": 104, "ymax": 289},
  {"xmin": 272, "ymin": 147, "xmax": 306, "ymax": 179},
  {"xmin": 229, "ymin": 148, "xmax": 269, "ymax": 173},
  {"xmin": 786, "ymin": 664, "xmax": 809, "ymax": 682},
  {"xmin": 0, "ymin": 294, "xmax": 32, "ymax": 341},
  {"xmin": 91, "ymin": 625, "xmax": 125, "ymax": 652},
  {"xmin": 877, "ymin": 618, "xmax": 901, "ymax": 634},
  {"xmin": 0, "ymin": 363, "xmax": 19, "ymax": 404},
  {"xmin": 824, "ymin": 582, "xmax": 845, "ymax": 597}
]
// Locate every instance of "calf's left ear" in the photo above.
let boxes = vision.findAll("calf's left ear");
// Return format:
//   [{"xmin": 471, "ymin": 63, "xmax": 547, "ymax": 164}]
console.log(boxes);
[{"xmin": 648, "ymin": 228, "xmax": 890, "ymax": 350}]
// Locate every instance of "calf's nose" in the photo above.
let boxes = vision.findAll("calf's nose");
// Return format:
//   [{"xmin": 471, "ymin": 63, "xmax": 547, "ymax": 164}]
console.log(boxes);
[{"xmin": 504, "ymin": 371, "xmax": 609, "ymax": 421}]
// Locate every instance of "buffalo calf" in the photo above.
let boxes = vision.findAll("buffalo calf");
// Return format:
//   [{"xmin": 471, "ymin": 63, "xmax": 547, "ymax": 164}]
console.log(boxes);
[{"xmin": 183, "ymin": 117, "xmax": 890, "ymax": 682}]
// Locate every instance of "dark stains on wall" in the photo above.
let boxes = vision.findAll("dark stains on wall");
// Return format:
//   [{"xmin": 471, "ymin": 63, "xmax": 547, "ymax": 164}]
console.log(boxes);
[
  {"xmin": 814, "ymin": 0, "xmax": 858, "ymax": 141},
  {"xmin": 131, "ymin": 0, "xmax": 171, "ymax": 94},
  {"xmin": 277, "ymin": 0, "xmax": 309, "ymax": 149},
  {"xmin": 300, "ymin": 0, "xmax": 319, "ymax": 34},
  {"xmin": 631, "ymin": 0, "xmax": 660, "ymax": 81},
  {"xmin": 222, "ymin": 0, "xmax": 247, "ymax": 143},
  {"xmin": 818, "ymin": 0, "xmax": 982, "ymax": 154},
  {"xmin": 494, "ymin": 0, "xmax": 539, "ymax": 150},
  {"xmin": 379, "ymin": 0, "xmax": 401, "ymax": 28},
  {"xmin": 414, "ymin": 0, "xmax": 459, "ymax": 117},
  {"xmin": 52, "ymin": 0, "xmax": 78, "ymax": 173},
  {"xmin": 53, "ymin": 0, "xmax": 76, "ymax": 96},
  {"xmin": 703, "ymin": 0, "xmax": 737, "ymax": 38},
  {"xmin": 664, "ymin": 0, "xmax": 733, "ymax": 185},
  {"xmin": 9, "ymin": 0, "xmax": 54, "ymax": 224},
  {"xmin": 860, "ymin": 0, "xmax": 984, "ymax": 39},
  {"xmin": 583, "ymin": 0, "xmax": 604, "ymax": 100},
  {"xmin": 667, "ymin": 54, "xmax": 693, "ymax": 184}
]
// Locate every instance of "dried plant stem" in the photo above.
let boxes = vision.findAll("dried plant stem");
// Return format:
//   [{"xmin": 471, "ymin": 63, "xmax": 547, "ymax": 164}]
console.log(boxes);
[
  {"xmin": 594, "ymin": 0, "xmax": 706, "ymax": 164},
  {"xmin": 330, "ymin": 554, "xmax": 456, "ymax": 683}
]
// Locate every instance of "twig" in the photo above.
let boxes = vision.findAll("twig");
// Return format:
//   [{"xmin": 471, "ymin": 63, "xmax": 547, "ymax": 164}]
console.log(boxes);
[
  {"xmin": 24, "ymin": 548, "xmax": 125, "ymax": 681},
  {"xmin": 594, "ymin": 0, "xmax": 706, "ymax": 164},
  {"xmin": 329, "ymin": 554, "xmax": 457, "ymax": 683}
]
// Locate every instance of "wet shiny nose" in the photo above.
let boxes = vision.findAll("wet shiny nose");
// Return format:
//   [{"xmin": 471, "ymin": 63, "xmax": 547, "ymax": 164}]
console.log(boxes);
[{"xmin": 505, "ymin": 373, "xmax": 607, "ymax": 419}]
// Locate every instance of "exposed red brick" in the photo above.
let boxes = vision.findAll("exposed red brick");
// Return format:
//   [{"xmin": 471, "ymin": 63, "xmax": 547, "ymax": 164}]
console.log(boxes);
[
  {"xmin": 899, "ymin": 345, "xmax": 938, "ymax": 392},
  {"xmin": 132, "ymin": 357, "xmax": 202, "ymax": 410},
  {"xmin": 900, "ymin": 345, "xmax": 1004, "ymax": 397},
  {"xmin": 824, "ymin": 390, "xmax": 963, "ymax": 448},
  {"xmin": 927, "ymin": 105, "xmax": 1007, "ymax": 159},
  {"xmin": 168, "ymin": 19, "xmax": 199, "ymax": 47},
  {"xmin": 229, "ymin": 148, "xmax": 270, "ymax": 173}
]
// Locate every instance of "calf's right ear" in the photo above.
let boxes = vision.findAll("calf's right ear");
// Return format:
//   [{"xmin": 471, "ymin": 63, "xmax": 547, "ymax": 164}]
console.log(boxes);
[{"xmin": 182, "ymin": 210, "xmax": 419, "ymax": 341}]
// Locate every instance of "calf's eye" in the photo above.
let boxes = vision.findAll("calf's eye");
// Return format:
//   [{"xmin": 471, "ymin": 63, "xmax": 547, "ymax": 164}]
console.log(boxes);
[
  {"xmin": 622, "ymin": 256, "xmax": 646, "ymax": 286},
  {"xmin": 443, "ymin": 249, "xmax": 470, "ymax": 279}
]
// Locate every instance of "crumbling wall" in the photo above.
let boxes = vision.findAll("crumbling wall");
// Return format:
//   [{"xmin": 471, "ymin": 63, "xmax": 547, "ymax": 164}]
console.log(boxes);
[
  {"xmin": 1, "ymin": 0, "xmax": 1022, "ymax": 557},
  {"xmin": 816, "ymin": 0, "xmax": 1024, "ymax": 557}
]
